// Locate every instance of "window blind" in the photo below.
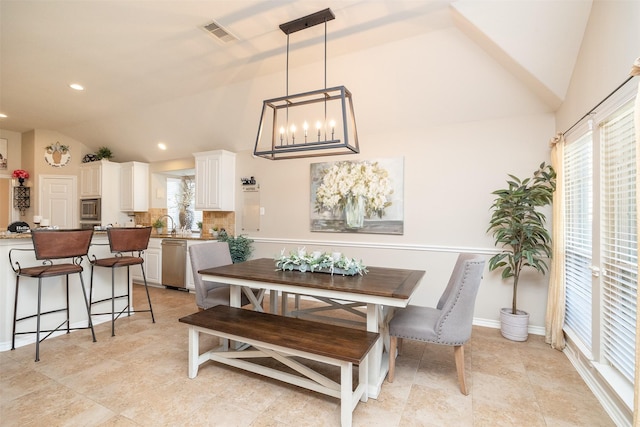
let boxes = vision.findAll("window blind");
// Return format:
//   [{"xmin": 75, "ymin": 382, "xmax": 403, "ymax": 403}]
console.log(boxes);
[
  {"xmin": 564, "ymin": 131, "xmax": 594, "ymax": 350},
  {"xmin": 600, "ymin": 100, "xmax": 637, "ymax": 383}
]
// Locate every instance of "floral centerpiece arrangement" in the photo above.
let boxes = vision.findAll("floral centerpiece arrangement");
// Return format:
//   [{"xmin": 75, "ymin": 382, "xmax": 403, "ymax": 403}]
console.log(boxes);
[
  {"xmin": 275, "ymin": 248, "xmax": 368, "ymax": 276},
  {"xmin": 315, "ymin": 161, "xmax": 393, "ymax": 228}
]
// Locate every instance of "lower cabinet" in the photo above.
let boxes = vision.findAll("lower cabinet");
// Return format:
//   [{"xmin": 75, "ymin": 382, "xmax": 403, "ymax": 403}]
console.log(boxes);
[{"xmin": 132, "ymin": 239, "xmax": 162, "ymax": 285}]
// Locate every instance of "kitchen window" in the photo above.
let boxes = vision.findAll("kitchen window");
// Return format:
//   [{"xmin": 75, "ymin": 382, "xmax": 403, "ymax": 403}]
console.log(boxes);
[{"xmin": 166, "ymin": 176, "xmax": 202, "ymax": 231}]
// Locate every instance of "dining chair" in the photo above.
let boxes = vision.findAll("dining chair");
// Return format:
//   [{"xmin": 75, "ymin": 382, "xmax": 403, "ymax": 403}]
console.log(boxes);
[
  {"xmin": 9, "ymin": 229, "xmax": 97, "ymax": 362},
  {"xmin": 189, "ymin": 241, "xmax": 261, "ymax": 310},
  {"xmin": 387, "ymin": 253, "xmax": 485, "ymax": 395},
  {"xmin": 89, "ymin": 227, "xmax": 155, "ymax": 336}
]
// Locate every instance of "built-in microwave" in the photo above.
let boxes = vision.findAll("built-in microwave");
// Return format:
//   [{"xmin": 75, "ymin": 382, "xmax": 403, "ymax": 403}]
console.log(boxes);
[{"xmin": 80, "ymin": 198, "xmax": 101, "ymax": 221}]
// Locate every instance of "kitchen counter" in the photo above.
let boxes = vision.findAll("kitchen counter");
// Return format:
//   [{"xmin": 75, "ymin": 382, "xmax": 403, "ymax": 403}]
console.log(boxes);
[
  {"xmin": 1, "ymin": 231, "xmax": 217, "ymax": 241},
  {"xmin": 1, "ymin": 234, "xmax": 127, "ymax": 351},
  {"xmin": 150, "ymin": 233, "xmax": 218, "ymax": 241}
]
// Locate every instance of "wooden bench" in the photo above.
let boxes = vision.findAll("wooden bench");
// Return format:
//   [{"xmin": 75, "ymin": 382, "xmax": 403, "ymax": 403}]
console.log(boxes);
[{"xmin": 179, "ymin": 305, "xmax": 380, "ymax": 427}]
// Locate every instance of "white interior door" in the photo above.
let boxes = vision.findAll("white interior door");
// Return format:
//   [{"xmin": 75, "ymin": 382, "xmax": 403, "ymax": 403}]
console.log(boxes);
[{"xmin": 40, "ymin": 175, "xmax": 77, "ymax": 229}]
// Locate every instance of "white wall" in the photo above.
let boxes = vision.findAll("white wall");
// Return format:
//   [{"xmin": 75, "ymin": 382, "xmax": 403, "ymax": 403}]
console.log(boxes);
[
  {"xmin": 556, "ymin": 0, "xmax": 640, "ymax": 131},
  {"xmin": 230, "ymin": 24, "xmax": 556, "ymax": 329}
]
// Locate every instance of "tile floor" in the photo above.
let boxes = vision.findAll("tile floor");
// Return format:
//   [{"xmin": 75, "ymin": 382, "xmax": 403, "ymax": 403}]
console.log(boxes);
[{"xmin": 0, "ymin": 285, "xmax": 615, "ymax": 426}]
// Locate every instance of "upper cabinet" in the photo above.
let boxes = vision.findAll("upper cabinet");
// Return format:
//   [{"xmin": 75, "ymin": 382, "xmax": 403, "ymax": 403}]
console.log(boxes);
[
  {"xmin": 79, "ymin": 160, "xmax": 119, "ymax": 198},
  {"xmin": 120, "ymin": 161, "xmax": 149, "ymax": 212},
  {"xmin": 194, "ymin": 150, "xmax": 236, "ymax": 211}
]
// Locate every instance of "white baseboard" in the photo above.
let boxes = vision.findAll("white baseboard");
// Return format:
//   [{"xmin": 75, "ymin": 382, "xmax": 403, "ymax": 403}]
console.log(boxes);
[{"xmin": 472, "ymin": 317, "xmax": 545, "ymax": 336}]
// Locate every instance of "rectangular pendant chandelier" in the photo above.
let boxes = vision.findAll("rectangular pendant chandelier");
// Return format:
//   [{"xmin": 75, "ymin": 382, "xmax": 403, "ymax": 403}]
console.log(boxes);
[{"xmin": 253, "ymin": 9, "xmax": 360, "ymax": 160}]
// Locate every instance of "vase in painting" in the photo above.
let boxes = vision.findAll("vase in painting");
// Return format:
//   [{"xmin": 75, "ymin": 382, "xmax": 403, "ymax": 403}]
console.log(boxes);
[{"xmin": 344, "ymin": 196, "xmax": 365, "ymax": 229}]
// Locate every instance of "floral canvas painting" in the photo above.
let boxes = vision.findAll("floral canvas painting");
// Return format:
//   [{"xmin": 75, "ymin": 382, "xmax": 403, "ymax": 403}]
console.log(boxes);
[{"xmin": 310, "ymin": 158, "xmax": 404, "ymax": 234}]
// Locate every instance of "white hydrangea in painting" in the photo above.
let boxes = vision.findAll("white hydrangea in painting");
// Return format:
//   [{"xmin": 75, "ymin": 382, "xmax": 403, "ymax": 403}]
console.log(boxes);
[{"xmin": 315, "ymin": 161, "xmax": 393, "ymax": 219}]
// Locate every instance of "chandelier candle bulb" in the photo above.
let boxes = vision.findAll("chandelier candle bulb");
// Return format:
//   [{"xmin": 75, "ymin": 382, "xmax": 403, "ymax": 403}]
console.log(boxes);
[
  {"xmin": 280, "ymin": 127, "xmax": 285, "ymax": 144},
  {"xmin": 316, "ymin": 121, "xmax": 322, "ymax": 141},
  {"xmin": 330, "ymin": 120, "xmax": 336, "ymax": 140}
]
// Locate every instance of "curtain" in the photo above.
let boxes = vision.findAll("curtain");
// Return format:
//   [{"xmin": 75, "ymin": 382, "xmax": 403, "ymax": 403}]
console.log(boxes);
[
  {"xmin": 630, "ymin": 57, "xmax": 639, "ymax": 427},
  {"xmin": 545, "ymin": 133, "xmax": 566, "ymax": 350}
]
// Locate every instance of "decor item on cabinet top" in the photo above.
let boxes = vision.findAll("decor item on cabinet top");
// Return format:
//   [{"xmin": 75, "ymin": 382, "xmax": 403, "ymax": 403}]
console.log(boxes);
[
  {"xmin": 311, "ymin": 158, "xmax": 404, "ymax": 235},
  {"xmin": 82, "ymin": 153, "xmax": 99, "ymax": 163},
  {"xmin": 45, "ymin": 142, "xmax": 71, "ymax": 167},
  {"xmin": 12, "ymin": 169, "xmax": 29, "ymax": 185},
  {"xmin": 95, "ymin": 146, "xmax": 113, "ymax": 160},
  {"xmin": 218, "ymin": 233, "xmax": 253, "ymax": 263},
  {"xmin": 487, "ymin": 162, "xmax": 556, "ymax": 341},
  {"xmin": 275, "ymin": 247, "xmax": 367, "ymax": 276}
]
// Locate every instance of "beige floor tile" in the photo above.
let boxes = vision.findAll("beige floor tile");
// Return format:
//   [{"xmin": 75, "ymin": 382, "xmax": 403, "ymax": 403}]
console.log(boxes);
[{"xmin": 0, "ymin": 285, "xmax": 616, "ymax": 427}]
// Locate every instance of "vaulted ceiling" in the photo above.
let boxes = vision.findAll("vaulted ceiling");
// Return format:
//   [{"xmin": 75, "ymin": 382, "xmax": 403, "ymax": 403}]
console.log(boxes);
[{"xmin": 0, "ymin": 0, "xmax": 591, "ymax": 161}]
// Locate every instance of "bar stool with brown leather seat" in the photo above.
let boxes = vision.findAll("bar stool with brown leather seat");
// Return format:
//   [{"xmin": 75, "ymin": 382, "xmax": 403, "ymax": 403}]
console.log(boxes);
[
  {"xmin": 9, "ymin": 229, "xmax": 97, "ymax": 362},
  {"xmin": 89, "ymin": 227, "xmax": 155, "ymax": 336}
]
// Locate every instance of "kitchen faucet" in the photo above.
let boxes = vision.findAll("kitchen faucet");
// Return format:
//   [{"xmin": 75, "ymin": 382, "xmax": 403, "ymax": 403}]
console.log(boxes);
[{"xmin": 157, "ymin": 215, "xmax": 176, "ymax": 236}]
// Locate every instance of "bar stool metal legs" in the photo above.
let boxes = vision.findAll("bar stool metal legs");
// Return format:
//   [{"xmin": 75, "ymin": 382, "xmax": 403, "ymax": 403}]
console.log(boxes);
[
  {"xmin": 12, "ymin": 270, "xmax": 97, "ymax": 362},
  {"xmin": 90, "ymin": 262, "xmax": 155, "ymax": 337}
]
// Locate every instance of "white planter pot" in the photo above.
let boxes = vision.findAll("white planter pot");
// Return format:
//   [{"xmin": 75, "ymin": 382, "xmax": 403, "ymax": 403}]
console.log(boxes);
[{"xmin": 500, "ymin": 308, "xmax": 529, "ymax": 341}]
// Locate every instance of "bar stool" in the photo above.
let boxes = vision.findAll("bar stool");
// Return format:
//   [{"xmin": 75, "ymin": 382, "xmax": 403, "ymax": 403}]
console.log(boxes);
[
  {"xmin": 89, "ymin": 227, "xmax": 155, "ymax": 336},
  {"xmin": 9, "ymin": 229, "xmax": 97, "ymax": 362}
]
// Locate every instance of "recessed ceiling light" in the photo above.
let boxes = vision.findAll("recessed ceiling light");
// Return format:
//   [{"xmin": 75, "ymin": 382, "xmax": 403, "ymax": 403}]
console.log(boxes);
[
  {"xmin": 158, "ymin": 143, "xmax": 167, "ymax": 150},
  {"xmin": 69, "ymin": 83, "xmax": 84, "ymax": 91},
  {"xmin": 0, "ymin": 113, "xmax": 7, "ymax": 118}
]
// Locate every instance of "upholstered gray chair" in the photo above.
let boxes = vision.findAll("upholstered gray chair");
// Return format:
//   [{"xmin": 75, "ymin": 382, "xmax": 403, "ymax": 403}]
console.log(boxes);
[
  {"xmin": 189, "ymin": 241, "xmax": 248, "ymax": 310},
  {"xmin": 388, "ymin": 253, "xmax": 485, "ymax": 395}
]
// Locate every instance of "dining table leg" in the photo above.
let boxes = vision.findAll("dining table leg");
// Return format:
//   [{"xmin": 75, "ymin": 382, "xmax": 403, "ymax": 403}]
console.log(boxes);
[{"xmin": 366, "ymin": 303, "xmax": 385, "ymax": 399}]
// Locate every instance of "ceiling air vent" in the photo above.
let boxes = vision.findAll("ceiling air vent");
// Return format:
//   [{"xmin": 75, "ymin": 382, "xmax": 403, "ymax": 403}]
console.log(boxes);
[{"xmin": 202, "ymin": 20, "xmax": 237, "ymax": 43}]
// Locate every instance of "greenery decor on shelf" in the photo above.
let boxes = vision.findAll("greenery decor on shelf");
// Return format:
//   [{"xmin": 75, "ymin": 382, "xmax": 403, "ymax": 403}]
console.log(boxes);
[
  {"xmin": 152, "ymin": 218, "xmax": 165, "ymax": 229},
  {"xmin": 95, "ymin": 146, "xmax": 114, "ymax": 160},
  {"xmin": 218, "ymin": 234, "xmax": 254, "ymax": 263},
  {"xmin": 275, "ymin": 248, "xmax": 368, "ymax": 276},
  {"xmin": 487, "ymin": 162, "xmax": 556, "ymax": 315}
]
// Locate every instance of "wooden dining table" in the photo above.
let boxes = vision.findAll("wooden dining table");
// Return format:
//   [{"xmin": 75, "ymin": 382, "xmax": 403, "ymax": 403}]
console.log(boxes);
[{"xmin": 198, "ymin": 257, "xmax": 425, "ymax": 399}]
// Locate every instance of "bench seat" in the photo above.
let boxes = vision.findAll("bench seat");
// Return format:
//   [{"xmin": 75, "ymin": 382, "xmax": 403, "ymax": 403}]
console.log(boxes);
[{"xmin": 179, "ymin": 305, "xmax": 380, "ymax": 427}]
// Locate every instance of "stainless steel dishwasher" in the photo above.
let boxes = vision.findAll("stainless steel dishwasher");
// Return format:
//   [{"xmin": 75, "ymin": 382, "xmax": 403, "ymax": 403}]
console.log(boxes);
[{"xmin": 161, "ymin": 239, "xmax": 187, "ymax": 289}]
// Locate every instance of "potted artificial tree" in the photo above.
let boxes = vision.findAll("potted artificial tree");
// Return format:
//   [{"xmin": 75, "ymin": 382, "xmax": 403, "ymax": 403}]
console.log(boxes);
[{"xmin": 487, "ymin": 162, "xmax": 556, "ymax": 341}]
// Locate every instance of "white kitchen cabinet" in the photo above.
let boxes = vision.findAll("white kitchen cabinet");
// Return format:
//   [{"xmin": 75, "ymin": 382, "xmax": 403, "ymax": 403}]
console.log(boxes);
[
  {"xmin": 79, "ymin": 160, "xmax": 126, "ymax": 226},
  {"xmin": 79, "ymin": 162, "xmax": 101, "ymax": 197},
  {"xmin": 120, "ymin": 161, "xmax": 149, "ymax": 212},
  {"xmin": 143, "ymin": 239, "xmax": 162, "ymax": 285},
  {"xmin": 131, "ymin": 238, "xmax": 161, "ymax": 285},
  {"xmin": 80, "ymin": 159, "xmax": 121, "ymax": 198},
  {"xmin": 194, "ymin": 150, "xmax": 236, "ymax": 211}
]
